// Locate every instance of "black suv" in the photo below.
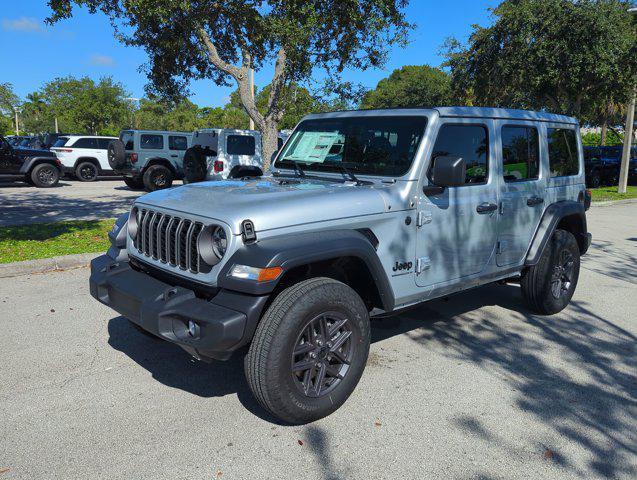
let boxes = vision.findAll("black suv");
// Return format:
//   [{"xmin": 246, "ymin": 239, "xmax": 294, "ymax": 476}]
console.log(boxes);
[{"xmin": 0, "ymin": 135, "xmax": 62, "ymax": 187}]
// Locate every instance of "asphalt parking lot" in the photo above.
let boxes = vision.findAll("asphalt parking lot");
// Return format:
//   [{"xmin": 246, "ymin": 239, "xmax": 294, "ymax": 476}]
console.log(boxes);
[
  {"xmin": 0, "ymin": 203, "xmax": 635, "ymax": 479},
  {"xmin": 0, "ymin": 177, "xmax": 183, "ymax": 226}
]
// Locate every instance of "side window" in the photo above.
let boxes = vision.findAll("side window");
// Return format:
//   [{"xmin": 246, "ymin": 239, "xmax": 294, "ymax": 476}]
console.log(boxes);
[
  {"xmin": 429, "ymin": 124, "xmax": 489, "ymax": 185},
  {"xmin": 97, "ymin": 138, "xmax": 113, "ymax": 149},
  {"xmin": 140, "ymin": 134, "xmax": 164, "ymax": 150},
  {"xmin": 169, "ymin": 135, "xmax": 188, "ymax": 151},
  {"xmin": 227, "ymin": 135, "xmax": 256, "ymax": 155},
  {"xmin": 547, "ymin": 128, "xmax": 579, "ymax": 177},
  {"xmin": 501, "ymin": 126, "xmax": 539, "ymax": 182},
  {"xmin": 73, "ymin": 138, "xmax": 98, "ymax": 149}
]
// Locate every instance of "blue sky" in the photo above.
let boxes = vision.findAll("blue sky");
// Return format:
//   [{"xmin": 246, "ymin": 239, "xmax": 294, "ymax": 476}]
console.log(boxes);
[{"xmin": 1, "ymin": 0, "xmax": 500, "ymax": 107}]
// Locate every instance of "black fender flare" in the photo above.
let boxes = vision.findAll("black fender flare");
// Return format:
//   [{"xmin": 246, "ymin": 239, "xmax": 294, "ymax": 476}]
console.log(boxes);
[
  {"xmin": 19, "ymin": 157, "xmax": 59, "ymax": 174},
  {"xmin": 525, "ymin": 200, "xmax": 589, "ymax": 266},
  {"xmin": 217, "ymin": 229, "xmax": 395, "ymax": 311}
]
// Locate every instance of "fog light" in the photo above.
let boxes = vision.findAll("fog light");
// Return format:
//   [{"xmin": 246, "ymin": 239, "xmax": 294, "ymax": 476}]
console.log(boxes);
[{"xmin": 188, "ymin": 320, "xmax": 200, "ymax": 338}]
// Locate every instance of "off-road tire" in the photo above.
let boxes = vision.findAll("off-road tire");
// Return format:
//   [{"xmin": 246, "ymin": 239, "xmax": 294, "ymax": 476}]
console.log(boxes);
[
  {"xmin": 521, "ymin": 229, "xmax": 580, "ymax": 315},
  {"xmin": 123, "ymin": 177, "xmax": 145, "ymax": 190},
  {"xmin": 107, "ymin": 140, "xmax": 126, "ymax": 170},
  {"xmin": 245, "ymin": 277, "xmax": 370, "ymax": 424},
  {"xmin": 75, "ymin": 161, "xmax": 99, "ymax": 182},
  {"xmin": 142, "ymin": 165, "xmax": 173, "ymax": 192},
  {"xmin": 30, "ymin": 163, "xmax": 60, "ymax": 188},
  {"xmin": 183, "ymin": 147, "xmax": 207, "ymax": 184}
]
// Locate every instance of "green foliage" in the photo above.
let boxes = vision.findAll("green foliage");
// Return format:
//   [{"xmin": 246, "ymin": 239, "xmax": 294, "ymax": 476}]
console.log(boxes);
[
  {"xmin": 445, "ymin": 0, "xmax": 637, "ymax": 121},
  {"xmin": 0, "ymin": 83, "xmax": 19, "ymax": 135},
  {"xmin": 0, "ymin": 219, "xmax": 113, "ymax": 264},
  {"xmin": 582, "ymin": 130, "xmax": 623, "ymax": 146},
  {"xmin": 589, "ymin": 185, "xmax": 637, "ymax": 202},
  {"xmin": 361, "ymin": 65, "xmax": 454, "ymax": 109},
  {"xmin": 21, "ymin": 76, "xmax": 132, "ymax": 135}
]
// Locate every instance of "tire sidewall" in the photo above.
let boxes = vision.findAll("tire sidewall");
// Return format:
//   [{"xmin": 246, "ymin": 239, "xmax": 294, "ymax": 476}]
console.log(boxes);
[
  {"xmin": 31, "ymin": 163, "xmax": 60, "ymax": 188},
  {"xmin": 183, "ymin": 147, "xmax": 206, "ymax": 183},
  {"xmin": 535, "ymin": 230, "xmax": 580, "ymax": 314},
  {"xmin": 76, "ymin": 162, "xmax": 98, "ymax": 182},
  {"xmin": 143, "ymin": 165, "xmax": 173, "ymax": 191},
  {"xmin": 260, "ymin": 281, "xmax": 370, "ymax": 423},
  {"xmin": 107, "ymin": 140, "xmax": 126, "ymax": 169}
]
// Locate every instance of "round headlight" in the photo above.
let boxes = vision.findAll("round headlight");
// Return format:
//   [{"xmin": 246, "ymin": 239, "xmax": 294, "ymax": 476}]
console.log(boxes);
[
  {"xmin": 211, "ymin": 226, "xmax": 227, "ymax": 259},
  {"xmin": 128, "ymin": 207, "xmax": 139, "ymax": 239}
]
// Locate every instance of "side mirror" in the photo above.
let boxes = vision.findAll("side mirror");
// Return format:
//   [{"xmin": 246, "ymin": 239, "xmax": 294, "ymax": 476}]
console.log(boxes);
[
  {"xmin": 423, "ymin": 156, "xmax": 466, "ymax": 195},
  {"xmin": 432, "ymin": 156, "xmax": 466, "ymax": 187}
]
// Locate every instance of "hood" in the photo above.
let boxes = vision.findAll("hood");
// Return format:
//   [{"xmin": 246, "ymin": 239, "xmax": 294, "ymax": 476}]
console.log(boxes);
[{"xmin": 135, "ymin": 176, "xmax": 390, "ymax": 234}]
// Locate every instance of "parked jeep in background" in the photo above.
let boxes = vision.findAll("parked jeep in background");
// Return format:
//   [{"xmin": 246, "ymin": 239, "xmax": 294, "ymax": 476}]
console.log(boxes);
[
  {"xmin": 91, "ymin": 107, "xmax": 591, "ymax": 424},
  {"xmin": 107, "ymin": 130, "xmax": 193, "ymax": 191},
  {"xmin": 0, "ymin": 134, "xmax": 62, "ymax": 187},
  {"xmin": 51, "ymin": 135, "xmax": 119, "ymax": 181},
  {"xmin": 182, "ymin": 129, "xmax": 289, "ymax": 182}
]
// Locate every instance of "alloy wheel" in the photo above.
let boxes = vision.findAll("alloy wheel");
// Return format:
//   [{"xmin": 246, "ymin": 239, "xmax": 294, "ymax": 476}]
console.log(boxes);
[{"xmin": 550, "ymin": 249, "xmax": 575, "ymax": 299}]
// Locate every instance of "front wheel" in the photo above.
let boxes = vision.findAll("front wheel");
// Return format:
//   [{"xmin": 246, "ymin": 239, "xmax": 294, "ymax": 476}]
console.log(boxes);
[
  {"xmin": 521, "ymin": 229, "xmax": 580, "ymax": 315},
  {"xmin": 30, "ymin": 163, "xmax": 60, "ymax": 188},
  {"xmin": 245, "ymin": 277, "xmax": 370, "ymax": 424}
]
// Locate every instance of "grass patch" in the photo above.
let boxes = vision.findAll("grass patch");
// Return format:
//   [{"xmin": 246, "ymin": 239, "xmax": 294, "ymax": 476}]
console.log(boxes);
[
  {"xmin": 590, "ymin": 186, "xmax": 637, "ymax": 203},
  {"xmin": 0, "ymin": 219, "xmax": 114, "ymax": 264}
]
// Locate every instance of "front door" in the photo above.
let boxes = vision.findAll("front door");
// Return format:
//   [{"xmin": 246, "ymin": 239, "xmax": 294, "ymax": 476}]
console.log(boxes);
[
  {"xmin": 495, "ymin": 121, "xmax": 546, "ymax": 266},
  {"xmin": 416, "ymin": 120, "xmax": 499, "ymax": 288}
]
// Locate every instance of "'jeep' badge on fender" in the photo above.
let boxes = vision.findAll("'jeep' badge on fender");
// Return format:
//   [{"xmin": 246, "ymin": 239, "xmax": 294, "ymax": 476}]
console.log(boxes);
[{"xmin": 393, "ymin": 261, "xmax": 413, "ymax": 272}]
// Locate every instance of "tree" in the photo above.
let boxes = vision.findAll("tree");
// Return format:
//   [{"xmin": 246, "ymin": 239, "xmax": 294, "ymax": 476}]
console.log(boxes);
[
  {"xmin": 361, "ymin": 65, "xmax": 453, "ymax": 109},
  {"xmin": 445, "ymin": 0, "xmax": 637, "ymax": 119},
  {"xmin": 48, "ymin": 0, "xmax": 412, "ymax": 169},
  {"xmin": 0, "ymin": 83, "xmax": 19, "ymax": 135}
]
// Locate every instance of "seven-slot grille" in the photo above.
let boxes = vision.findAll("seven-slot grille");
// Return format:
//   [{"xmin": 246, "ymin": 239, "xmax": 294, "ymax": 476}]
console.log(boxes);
[{"xmin": 134, "ymin": 209, "xmax": 205, "ymax": 273}]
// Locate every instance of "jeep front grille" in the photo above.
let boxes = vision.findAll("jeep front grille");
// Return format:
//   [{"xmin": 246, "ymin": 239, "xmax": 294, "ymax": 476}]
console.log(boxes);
[{"xmin": 134, "ymin": 209, "xmax": 206, "ymax": 273}]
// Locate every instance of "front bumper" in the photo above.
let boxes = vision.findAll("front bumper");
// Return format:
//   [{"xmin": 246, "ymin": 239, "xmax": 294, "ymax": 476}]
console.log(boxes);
[{"xmin": 89, "ymin": 255, "xmax": 267, "ymax": 360}]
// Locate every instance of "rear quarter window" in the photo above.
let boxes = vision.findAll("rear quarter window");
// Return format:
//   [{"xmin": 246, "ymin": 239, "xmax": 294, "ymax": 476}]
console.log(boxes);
[
  {"xmin": 140, "ymin": 134, "xmax": 164, "ymax": 150},
  {"xmin": 547, "ymin": 128, "xmax": 579, "ymax": 177},
  {"xmin": 169, "ymin": 135, "xmax": 188, "ymax": 151},
  {"xmin": 227, "ymin": 135, "xmax": 256, "ymax": 155}
]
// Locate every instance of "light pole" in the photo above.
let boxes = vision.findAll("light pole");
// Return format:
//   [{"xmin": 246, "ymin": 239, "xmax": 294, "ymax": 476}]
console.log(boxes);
[
  {"xmin": 13, "ymin": 106, "xmax": 21, "ymax": 136},
  {"xmin": 618, "ymin": 6, "xmax": 637, "ymax": 194}
]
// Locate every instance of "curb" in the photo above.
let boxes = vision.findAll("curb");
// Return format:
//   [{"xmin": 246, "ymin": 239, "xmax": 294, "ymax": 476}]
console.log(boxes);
[
  {"xmin": 592, "ymin": 198, "xmax": 637, "ymax": 207},
  {"xmin": 0, "ymin": 252, "xmax": 98, "ymax": 278}
]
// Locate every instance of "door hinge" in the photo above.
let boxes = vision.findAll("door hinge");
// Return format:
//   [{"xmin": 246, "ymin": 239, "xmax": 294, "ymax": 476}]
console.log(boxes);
[
  {"xmin": 416, "ymin": 256, "xmax": 431, "ymax": 274},
  {"xmin": 417, "ymin": 211, "xmax": 432, "ymax": 227}
]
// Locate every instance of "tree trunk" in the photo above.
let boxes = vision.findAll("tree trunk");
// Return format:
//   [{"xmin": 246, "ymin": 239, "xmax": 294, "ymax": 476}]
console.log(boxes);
[
  {"xmin": 600, "ymin": 120, "xmax": 608, "ymax": 146},
  {"xmin": 261, "ymin": 120, "xmax": 279, "ymax": 171}
]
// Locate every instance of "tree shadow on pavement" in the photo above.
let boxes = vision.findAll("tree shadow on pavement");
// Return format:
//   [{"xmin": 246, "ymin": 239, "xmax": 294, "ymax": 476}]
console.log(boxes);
[{"xmin": 372, "ymin": 283, "xmax": 636, "ymax": 479}]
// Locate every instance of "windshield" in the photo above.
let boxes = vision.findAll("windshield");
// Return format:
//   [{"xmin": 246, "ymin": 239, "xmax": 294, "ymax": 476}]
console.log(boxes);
[{"xmin": 275, "ymin": 116, "xmax": 427, "ymax": 177}]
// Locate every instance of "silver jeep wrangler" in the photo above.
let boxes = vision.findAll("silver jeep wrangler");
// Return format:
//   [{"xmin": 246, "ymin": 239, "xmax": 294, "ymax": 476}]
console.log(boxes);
[{"xmin": 90, "ymin": 107, "xmax": 592, "ymax": 424}]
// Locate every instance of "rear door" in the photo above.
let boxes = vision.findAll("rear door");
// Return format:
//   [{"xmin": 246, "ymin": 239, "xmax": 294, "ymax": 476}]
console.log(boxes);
[
  {"xmin": 495, "ymin": 121, "xmax": 546, "ymax": 266},
  {"xmin": 0, "ymin": 137, "xmax": 22, "ymax": 174},
  {"xmin": 168, "ymin": 135, "xmax": 189, "ymax": 173}
]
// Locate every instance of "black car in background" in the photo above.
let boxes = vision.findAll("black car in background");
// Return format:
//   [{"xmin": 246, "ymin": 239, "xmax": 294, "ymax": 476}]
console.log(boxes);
[
  {"xmin": 0, "ymin": 134, "xmax": 62, "ymax": 187},
  {"xmin": 584, "ymin": 145, "xmax": 637, "ymax": 188}
]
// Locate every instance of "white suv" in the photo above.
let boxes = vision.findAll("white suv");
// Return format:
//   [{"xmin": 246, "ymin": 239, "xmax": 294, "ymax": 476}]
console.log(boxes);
[{"xmin": 51, "ymin": 135, "xmax": 118, "ymax": 181}]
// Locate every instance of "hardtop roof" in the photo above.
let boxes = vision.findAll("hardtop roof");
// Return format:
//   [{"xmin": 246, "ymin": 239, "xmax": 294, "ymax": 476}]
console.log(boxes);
[{"xmin": 304, "ymin": 106, "xmax": 578, "ymax": 125}]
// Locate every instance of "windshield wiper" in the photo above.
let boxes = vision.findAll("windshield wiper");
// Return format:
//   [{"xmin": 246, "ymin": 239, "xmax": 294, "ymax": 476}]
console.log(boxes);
[
  {"xmin": 337, "ymin": 164, "xmax": 363, "ymax": 185},
  {"xmin": 279, "ymin": 158, "xmax": 306, "ymax": 178}
]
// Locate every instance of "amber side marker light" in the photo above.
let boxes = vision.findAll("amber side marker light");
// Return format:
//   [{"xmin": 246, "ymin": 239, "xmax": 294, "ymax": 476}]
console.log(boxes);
[{"xmin": 229, "ymin": 265, "xmax": 283, "ymax": 282}]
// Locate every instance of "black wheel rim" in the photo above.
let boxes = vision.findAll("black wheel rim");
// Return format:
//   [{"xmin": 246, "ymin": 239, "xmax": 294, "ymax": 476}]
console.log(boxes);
[
  {"xmin": 80, "ymin": 165, "xmax": 96, "ymax": 180},
  {"xmin": 291, "ymin": 311, "xmax": 354, "ymax": 398},
  {"xmin": 153, "ymin": 171, "xmax": 167, "ymax": 187},
  {"xmin": 38, "ymin": 167, "xmax": 56, "ymax": 185},
  {"xmin": 551, "ymin": 249, "xmax": 575, "ymax": 299}
]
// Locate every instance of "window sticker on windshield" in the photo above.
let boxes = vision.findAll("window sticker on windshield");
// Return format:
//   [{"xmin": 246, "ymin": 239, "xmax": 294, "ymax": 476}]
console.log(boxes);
[{"xmin": 286, "ymin": 132, "xmax": 341, "ymax": 163}]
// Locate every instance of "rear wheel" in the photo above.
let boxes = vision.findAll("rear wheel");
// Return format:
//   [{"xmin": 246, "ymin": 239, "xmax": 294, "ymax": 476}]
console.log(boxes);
[
  {"xmin": 142, "ymin": 164, "xmax": 173, "ymax": 191},
  {"xmin": 521, "ymin": 229, "xmax": 580, "ymax": 315},
  {"xmin": 75, "ymin": 162, "xmax": 99, "ymax": 182},
  {"xmin": 30, "ymin": 163, "xmax": 60, "ymax": 188},
  {"xmin": 123, "ymin": 177, "xmax": 145, "ymax": 190},
  {"xmin": 245, "ymin": 277, "xmax": 370, "ymax": 424}
]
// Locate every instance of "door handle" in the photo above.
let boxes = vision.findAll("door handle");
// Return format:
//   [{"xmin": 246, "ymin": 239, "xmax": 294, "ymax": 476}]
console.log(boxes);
[
  {"xmin": 170, "ymin": 154, "xmax": 178, "ymax": 158},
  {"xmin": 526, "ymin": 196, "xmax": 544, "ymax": 207},
  {"xmin": 476, "ymin": 202, "xmax": 498, "ymax": 214}
]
